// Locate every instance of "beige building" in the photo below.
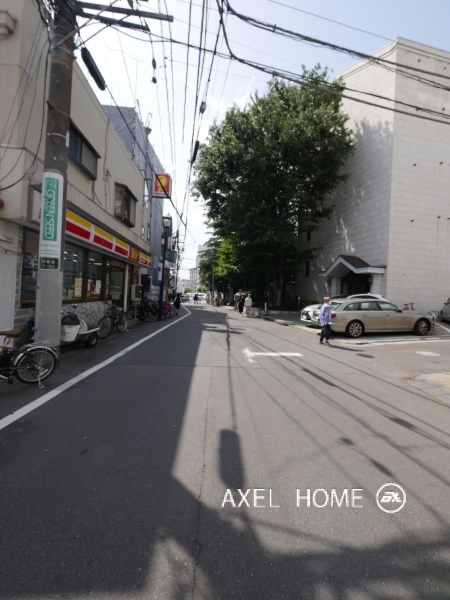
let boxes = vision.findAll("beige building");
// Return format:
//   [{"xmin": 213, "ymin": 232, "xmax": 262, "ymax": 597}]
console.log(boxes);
[
  {"xmin": 0, "ymin": 0, "xmax": 163, "ymax": 341},
  {"xmin": 297, "ymin": 38, "xmax": 450, "ymax": 313}
]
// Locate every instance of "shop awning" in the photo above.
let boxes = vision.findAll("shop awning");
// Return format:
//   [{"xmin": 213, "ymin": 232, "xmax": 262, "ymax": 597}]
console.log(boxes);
[{"xmin": 318, "ymin": 255, "xmax": 386, "ymax": 278}]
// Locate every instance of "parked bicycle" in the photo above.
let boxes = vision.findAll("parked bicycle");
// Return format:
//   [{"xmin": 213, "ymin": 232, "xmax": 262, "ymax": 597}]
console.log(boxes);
[
  {"xmin": 0, "ymin": 329, "xmax": 57, "ymax": 387},
  {"xmin": 97, "ymin": 302, "xmax": 128, "ymax": 339}
]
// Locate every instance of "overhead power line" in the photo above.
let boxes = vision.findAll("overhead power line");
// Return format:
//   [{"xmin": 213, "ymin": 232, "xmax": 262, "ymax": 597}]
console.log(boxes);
[
  {"xmin": 264, "ymin": 0, "xmax": 392, "ymax": 42},
  {"xmin": 222, "ymin": 0, "xmax": 450, "ymax": 92},
  {"xmin": 107, "ymin": 89, "xmax": 187, "ymax": 227},
  {"xmin": 215, "ymin": 0, "xmax": 450, "ymax": 127}
]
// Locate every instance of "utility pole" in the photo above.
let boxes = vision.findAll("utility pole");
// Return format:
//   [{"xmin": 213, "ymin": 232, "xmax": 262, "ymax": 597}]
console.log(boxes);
[
  {"xmin": 211, "ymin": 248, "xmax": 215, "ymax": 306},
  {"xmin": 35, "ymin": 0, "xmax": 77, "ymax": 352},
  {"xmin": 158, "ymin": 221, "xmax": 170, "ymax": 319}
]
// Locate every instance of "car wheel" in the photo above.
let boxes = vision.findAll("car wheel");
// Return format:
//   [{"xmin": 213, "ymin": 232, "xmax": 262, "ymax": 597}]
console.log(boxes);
[
  {"xmin": 414, "ymin": 318, "xmax": 429, "ymax": 336},
  {"xmin": 345, "ymin": 320, "xmax": 364, "ymax": 338}
]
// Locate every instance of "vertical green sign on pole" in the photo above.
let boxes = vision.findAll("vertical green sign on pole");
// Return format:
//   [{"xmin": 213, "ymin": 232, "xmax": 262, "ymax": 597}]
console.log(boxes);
[{"xmin": 39, "ymin": 172, "xmax": 64, "ymax": 270}]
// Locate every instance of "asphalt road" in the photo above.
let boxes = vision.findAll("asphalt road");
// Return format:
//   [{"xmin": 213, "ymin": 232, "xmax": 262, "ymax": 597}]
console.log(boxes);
[{"xmin": 1, "ymin": 304, "xmax": 450, "ymax": 600}]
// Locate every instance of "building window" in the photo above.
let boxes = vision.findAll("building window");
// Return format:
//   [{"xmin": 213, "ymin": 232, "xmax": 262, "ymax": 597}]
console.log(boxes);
[
  {"xmin": 305, "ymin": 260, "xmax": 310, "ymax": 277},
  {"xmin": 21, "ymin": 229, "xmax": 39, "ymax": 306},
  {"xmin": 306, "ymin": 230, "xmax": 311, "ymax": 242},
  {"xmin": 87, "ymin": 250, "xmax": 104, "ymax": 300},
  {"xmin": 115, "ymin": 184, "xmax": 137, "ymax": 227},
  {"xmin": 69, "ymin": 125, "xmax": 98, "ymax": 180},
  {"xmin": 63, "ymin": 243, "xmax": 84, "ymax": 301}
]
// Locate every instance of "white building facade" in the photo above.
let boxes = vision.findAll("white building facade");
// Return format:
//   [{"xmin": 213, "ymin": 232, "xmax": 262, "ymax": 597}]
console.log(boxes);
[{"xmin": 297, "ymin": 38, "xmax": 450, "ymax": 313}]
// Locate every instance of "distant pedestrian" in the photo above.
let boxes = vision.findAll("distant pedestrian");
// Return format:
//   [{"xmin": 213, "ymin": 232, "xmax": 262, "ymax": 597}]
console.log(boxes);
[
  {"xmin": 174, "ymin": 293, "xmax": 181, "ymax": 316},
  {"xmin": 318, "ymin": 296, "xmax": 331, "ymax": 344},
  {"xmin": 244, "ymin": 294, "xmax": 252, "ymax": 317},
  {"xmin": 194, "ymin": 293, "xmax": 198, "ymax": 304},
  {"xmin": 238, "ymin": 295, "xmax": 245, "ymax": 315}
]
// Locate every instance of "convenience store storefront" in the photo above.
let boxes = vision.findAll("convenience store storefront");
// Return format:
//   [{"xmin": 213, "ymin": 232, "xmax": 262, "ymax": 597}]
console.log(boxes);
[{"xmin": 21, "ymin": 210, "xmax": 151, "ymax": 309}]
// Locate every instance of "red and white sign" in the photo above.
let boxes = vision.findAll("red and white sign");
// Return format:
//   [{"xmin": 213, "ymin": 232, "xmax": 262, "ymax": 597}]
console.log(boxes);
[{"xmin": 153, "ymin": 174, "xmax": 172, "ymax": 198}]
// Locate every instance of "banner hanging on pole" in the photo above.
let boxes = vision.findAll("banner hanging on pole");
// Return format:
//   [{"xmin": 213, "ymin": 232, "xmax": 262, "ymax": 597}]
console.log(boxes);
[
  {"xmin": 153, "ymin": 173, "xmax": 172, "ymax": 198},
  {"xmin": 39, "ymin": 172, "xmax": 64, "ymax": 270}
]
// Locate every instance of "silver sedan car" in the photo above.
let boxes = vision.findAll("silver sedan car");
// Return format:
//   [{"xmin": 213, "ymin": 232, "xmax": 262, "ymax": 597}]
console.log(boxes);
[{"xmin": 311, "ymin": 299, "xmax": 435, "ymax": 338}]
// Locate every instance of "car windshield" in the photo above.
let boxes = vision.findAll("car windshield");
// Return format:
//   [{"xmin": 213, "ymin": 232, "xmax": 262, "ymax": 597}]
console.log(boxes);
[{"xmin": 330, "ymin": 302, "xmax": 342, "ymax": 310}]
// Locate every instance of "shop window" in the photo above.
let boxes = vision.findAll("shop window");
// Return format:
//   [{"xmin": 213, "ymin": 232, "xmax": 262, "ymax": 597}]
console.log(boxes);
[
  {"xmin": 106, "ymin": 258, "xmax": 125, "ymax": 304},
  {"xmin": 69, "ymin": 125, "xmax": 98, "ymax": 180},
  {"xmin": 87, "ymin": 250, "xmax": 104, "ymax": 300},
  {"xmin": 115, "ymin": 184, "xmax": 137, "ymax": 227},
  {"xmin": 21, "ymin": 229, "xmax": 39, "ymax": 306},
  {"xmin": 63, "ymin": 243, "xmax": 84, "ymax": 301}
]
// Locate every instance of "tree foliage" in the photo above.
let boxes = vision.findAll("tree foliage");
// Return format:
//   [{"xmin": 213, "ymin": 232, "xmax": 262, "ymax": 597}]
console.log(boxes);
[{"xmin": 193, "ymin": 69, "xmax": 353, "ymax": 305}]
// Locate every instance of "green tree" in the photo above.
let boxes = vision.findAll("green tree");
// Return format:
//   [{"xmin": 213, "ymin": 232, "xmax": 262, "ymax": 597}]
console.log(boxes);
[{"xmin": 193, "ymin": 69, "xmax": 353, "ymax": 306}]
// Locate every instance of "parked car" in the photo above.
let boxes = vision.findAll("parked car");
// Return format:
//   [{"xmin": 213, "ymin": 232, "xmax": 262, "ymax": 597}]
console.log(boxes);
[
  {"xmin": 439, "ymin": 298, "xmax": 450, "ymax": 322},
  {"xmin": 180, "ymin": 295, "xmax": 189, "ymax": 303},
  {"xmin": 311, "ymin": 299, "xmax": 435, "ymax": 338},
  {"xmin": 301, "ymin": 294, "xmax": 388, "ymax": 324}
]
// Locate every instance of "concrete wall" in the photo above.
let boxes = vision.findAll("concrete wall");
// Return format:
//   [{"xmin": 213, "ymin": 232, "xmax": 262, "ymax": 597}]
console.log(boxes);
[
  {"xmin": 386, "ymin": 40, "xmax": 450, "ymax": 312},
  {"xmin": 298, "ymin": 38, "xmax": 450, "ymax": 312},
  {"xmin": 297, "ymin": 44, "xmax": 396, "ymax": 302}
]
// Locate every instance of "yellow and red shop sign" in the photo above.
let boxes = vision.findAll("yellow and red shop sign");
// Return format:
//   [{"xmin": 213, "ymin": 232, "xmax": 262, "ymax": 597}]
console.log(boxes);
[
  {"xmin": 153, "ymin": 173, "xmax": 172, "ymax": 198},
  {"xmin": 65, "ymin": 210, "xmax": 150, "ymax": 267}
]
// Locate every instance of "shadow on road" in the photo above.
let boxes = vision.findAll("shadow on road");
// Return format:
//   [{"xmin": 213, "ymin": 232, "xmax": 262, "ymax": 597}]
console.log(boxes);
[{"xmin": 0, "ymin": 306, "xmax": 449, "ymax": 599}]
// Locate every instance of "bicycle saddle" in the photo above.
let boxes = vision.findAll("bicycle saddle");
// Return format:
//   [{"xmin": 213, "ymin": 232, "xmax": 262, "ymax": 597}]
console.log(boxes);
[{"xmin": 0, "ymin": 329, "xmax": 22, "ymax": 338}]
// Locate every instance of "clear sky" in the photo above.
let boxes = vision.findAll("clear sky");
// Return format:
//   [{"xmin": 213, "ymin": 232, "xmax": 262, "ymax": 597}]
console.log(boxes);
[{"xmin": 77, "ymin": 0, "xmax": 450, "ymax": 280}]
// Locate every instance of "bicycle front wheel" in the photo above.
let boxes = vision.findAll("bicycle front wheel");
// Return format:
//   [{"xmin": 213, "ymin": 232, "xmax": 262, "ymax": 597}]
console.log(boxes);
[
  {"xmin": 97, "ymin": 316, "xmax": 113, "ymax": 339},
  {"xmin": 15, "ymin": 347, "xmax": 56, "ymax": 384},
  {"xmin": 117, "ymin": 313, "xmax": 128, "ymax": 333}
]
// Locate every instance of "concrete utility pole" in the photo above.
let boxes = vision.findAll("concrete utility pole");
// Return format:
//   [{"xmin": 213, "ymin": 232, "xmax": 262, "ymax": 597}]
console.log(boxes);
[
  {"xmin": 211, "ymin": 248, "xmax": 215, "ymax": 306},
  {"xmin": 35, "ymin": 0, "xmax": 77, "ymax": 352}
]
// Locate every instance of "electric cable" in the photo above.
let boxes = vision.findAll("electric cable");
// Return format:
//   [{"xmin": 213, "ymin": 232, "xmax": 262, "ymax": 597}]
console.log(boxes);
[
  {"xmin": 215, "ymin": 0, "xmax": 450, "ymax": 127},
  {"xmin": 181, "ymin": 0, "xmax": 193, "ymax": 145},
  {"xmin": 264, "ymin": 0, "xmax": 392, "ymax": 42},
  {"xmin": 222, "ymin": 0, "xmax": 450, "ymax": 92},
  {"xmin": 107, "ymin": 88, "xmax": 187, "ymax": 226}
]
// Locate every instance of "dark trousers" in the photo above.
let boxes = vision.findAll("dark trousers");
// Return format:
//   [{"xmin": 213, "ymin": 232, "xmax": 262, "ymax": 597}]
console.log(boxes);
[{"xmin": 320, "ymin": 324, "xmax": 331, "ymax": 342}]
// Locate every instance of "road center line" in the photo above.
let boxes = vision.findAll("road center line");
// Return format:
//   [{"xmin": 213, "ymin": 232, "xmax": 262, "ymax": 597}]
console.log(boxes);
[{"xmin": 0, "ymin": 306, "xmax": 191, "ymax": 432}]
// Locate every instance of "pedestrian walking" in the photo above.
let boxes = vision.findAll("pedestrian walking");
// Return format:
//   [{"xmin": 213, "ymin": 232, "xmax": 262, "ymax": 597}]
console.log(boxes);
[
  {"xmin": 174, "ymin": 293, "xmax": 181, "ymax": 316},
  {"xmin": 244, "ymin": 294, "xmax": 252, "ymax": 317},
  {"xmin": 238, "ymin": 295, "xmax": 245, "ymax": 315},
  {"xmin": 194, "ymin": 293, "xmax": 198, "ymax": 304},
  {"xmin": 317, "ymin": 296, "xmax": 331, "ymax": 344}
]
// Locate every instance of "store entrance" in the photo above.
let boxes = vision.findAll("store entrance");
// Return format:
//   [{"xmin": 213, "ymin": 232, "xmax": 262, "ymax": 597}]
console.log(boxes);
[{"xmin": 340, "ymin": 272, "xmax": 371, "ymax": 296}]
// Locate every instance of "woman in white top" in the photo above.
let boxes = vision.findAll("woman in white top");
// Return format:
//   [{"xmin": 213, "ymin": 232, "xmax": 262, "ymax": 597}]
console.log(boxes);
[{"xmin": 244, "ymin": 294, "xmax": 252, "ymax": 317}]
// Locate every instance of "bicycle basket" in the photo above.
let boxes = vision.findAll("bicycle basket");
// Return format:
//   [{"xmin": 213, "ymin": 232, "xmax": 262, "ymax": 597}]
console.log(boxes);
[{"xmin": 0, "ymin": 348, "xmax": 14, "ymax": 366}]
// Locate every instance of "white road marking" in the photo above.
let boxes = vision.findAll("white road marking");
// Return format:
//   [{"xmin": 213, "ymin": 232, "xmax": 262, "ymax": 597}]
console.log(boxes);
[
  {"xmin": 0, "ymin": 306, "xmax": 192, "ymax": 432},
  {"xmin": 436, "ymin": 322, "xmax": 450, "ymax": 334},
  {"xmin": 242, "ymin": 348, "xmax": 303, "ymax": 363},
  {"xmin": 416, "ymin": 351, "xmax": 440, "ymax": 356},
  {"xmin": 339, "ymin": 339, "xmax": 450, "ymax": 347},
  {"xmin": 254, "ymin": 352, "xmax": 303, "ymax": 356}
]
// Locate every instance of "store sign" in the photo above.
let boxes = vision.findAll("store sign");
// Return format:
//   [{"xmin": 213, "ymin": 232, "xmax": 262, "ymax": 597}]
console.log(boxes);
[
  {"xmin": 39, "ymin": 172, "xmax": 64, "ymax": 270},
  {"xmin": 65, "ymin": 210, "xmax": 150, "ymax": 267},
  {"xmin": 153, "ymin": 173, "xmax": 172, "ymax": 198}
]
